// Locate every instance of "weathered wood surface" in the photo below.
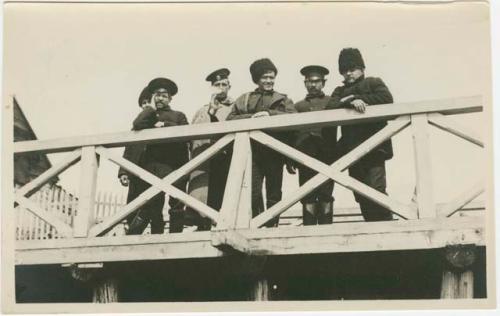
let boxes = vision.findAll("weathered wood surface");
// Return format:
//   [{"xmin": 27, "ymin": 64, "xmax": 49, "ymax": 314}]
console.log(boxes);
[
  {"xmin": 428, "ymin": 113, "xmax": 484, "ymax": 148},
  {"xmin": 92, "ymin": 278, "xmax": 119, "ymax": 303},
  {"xmin": 15, "ymin": 216, "xmax": 484, "ymax": 265},
  {"xmin": 74, "ymin": 146, "xmax": 98, "ymax": 237},
  {"xmin": 248, "ymin": 278, "xmax": 270, "ymax": 301},
  {"xmin": 411, "ymin": 114, "xmax": 436, "ymax": 218},
  {"xmin": 14, "ymin": 96, "xmax": 482, "ymax": 154},
  {"xmin": 217, "ymin": 133, "xmax": 250, "ymax": 229},
  {"xmin": 15, "ymin": 195, "xmax": 73, "ymax": 237},
  {"xmin": 438, "ymin": 181, "xmax": 485, "ymax": 218},
  {"xmin": 441, "ymin": 270, "xmax": 474, "ymax": 299}
]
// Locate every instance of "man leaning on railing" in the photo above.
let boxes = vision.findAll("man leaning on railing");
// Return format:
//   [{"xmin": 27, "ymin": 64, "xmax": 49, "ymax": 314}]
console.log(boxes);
[
  {"xmin": 227, "ymin": 58, "xmax": 297, "ymax": 227},
  {"xmin": 118, "ymin": 78, "xmax": 189, "ymax": 234},
  {"xmin": 326, "ymin": 48, "xmax": 394, "ymax": 222}
]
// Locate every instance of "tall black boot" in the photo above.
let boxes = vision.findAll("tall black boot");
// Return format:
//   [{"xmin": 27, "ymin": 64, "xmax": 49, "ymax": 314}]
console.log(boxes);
[
  {"xmin": 302, "ymin": 203, "xmax": 317, "ymax": 226},
  {"xmin": 168, "ymin": 209, "xmax": 184, "ymax": 233},
  {"xmin": 317, "ymin": 200, "xmax": 333, "ymax": 225},
  {"xmin": 127, "ymin": 215, "xmax": 149, "ymax": 235}
]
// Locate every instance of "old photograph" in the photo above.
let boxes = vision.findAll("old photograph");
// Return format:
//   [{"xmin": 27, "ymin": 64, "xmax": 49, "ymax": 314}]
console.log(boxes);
[{"xmin": 2, "ymin": 0, "xmax": 495, "ymax": 313}]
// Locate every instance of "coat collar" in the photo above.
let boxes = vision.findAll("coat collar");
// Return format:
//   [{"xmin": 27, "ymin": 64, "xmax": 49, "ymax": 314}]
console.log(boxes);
[
  {"xmin": 343, "ymin": 74, "xmax": 365, "ymax": 87},
  {"xmin": 250, "ymin": 89, "xmax": 287, "ymax": 106},
  {"xmin": 305, "ymin": 91, "xmax": 325, "ymax": 100}
]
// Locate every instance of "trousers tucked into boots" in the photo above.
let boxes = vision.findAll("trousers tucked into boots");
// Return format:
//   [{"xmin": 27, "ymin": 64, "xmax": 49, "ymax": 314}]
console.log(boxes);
[
  {"xmin": 126, "ymin": 161, "xmax": 187, "ymax": 235},
  {"xmin": 302, "ymin": 200, "xmax": 333, "ymax": 226}
]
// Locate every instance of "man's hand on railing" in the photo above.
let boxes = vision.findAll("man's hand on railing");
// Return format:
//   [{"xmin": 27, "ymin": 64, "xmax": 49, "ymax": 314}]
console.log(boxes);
[
  {"xmin": 351, "ymin": 99, "xmax": 367, "ymax": 113},
  {"xmin": 252, "ymin": 111, "xmax": 270, "ymax": 118},
  {"xmin": 119, "ymin": 174, "xmax": 129, "ymax": 187}
]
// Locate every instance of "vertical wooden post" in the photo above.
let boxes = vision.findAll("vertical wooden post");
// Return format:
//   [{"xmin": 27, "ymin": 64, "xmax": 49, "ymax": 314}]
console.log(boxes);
[
  {"xmin": 236, "ymin": 133, "xmax": 252, "ymax": 229},
  {"xmin": 411, "ymin": 114, "xmax": 436, "ymax": 218},
  {"xmin": 249, "ymin": 278, "xmax": 270, "ymax": 301},
  {"xmin": 217, "ymin": 133, "xmax": 250, "ymax": 229},
  {"xmin": 74, "ymin": 146, "xmax": 98, "ymax": 237},
  {"xmin": 440, "ymin": 245, "xmax": 476, "ymax": 299},
  {"xmin": 92, "ymin": 278, "xmax": 119, "ymax": 303}
]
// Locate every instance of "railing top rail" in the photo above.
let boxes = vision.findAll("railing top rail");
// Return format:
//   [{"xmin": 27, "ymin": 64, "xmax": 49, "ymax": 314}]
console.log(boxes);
[{"xmin": 14, "ymin": 96, "xmax": 482, "ymax": 154}]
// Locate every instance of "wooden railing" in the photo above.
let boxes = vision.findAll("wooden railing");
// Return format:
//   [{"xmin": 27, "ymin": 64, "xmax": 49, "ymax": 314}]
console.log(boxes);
[{"xmin": 13, "ymin": 96, "xmax": 485, "ymax": 242}]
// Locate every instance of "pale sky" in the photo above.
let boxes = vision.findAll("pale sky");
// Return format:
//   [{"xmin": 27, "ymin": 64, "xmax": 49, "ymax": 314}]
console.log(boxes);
[{"xmin": 5, "ymin": 1, "xmax": 491, "ymax": 208}]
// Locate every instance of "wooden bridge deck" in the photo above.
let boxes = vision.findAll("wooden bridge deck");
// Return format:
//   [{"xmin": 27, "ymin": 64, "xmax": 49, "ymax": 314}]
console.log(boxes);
[{"xmin": 16, "ymin": 215, "xmax": 484, "ymax": 266}]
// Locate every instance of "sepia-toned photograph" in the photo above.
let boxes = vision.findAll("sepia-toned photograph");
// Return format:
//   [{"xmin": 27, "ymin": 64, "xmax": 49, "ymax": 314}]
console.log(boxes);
[{"xmin": 2, "ymin": 0, "xmax": 496, "ymax": 313}]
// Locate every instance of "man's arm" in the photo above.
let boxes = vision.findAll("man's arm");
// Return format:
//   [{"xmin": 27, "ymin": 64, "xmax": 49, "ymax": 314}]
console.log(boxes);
[
  {"xmin": 354, "ymin": 78, "xmax": 393, "ymax": 105},
  {"xmin": 267, "ymin": 97, "xmax": 297, "ymax": 116},
  {"xmin": 326, "ymin": 86, "xmax": 350, "ymax": 109},
  {"xmin": 132, "ymin": 106, "xmax": 157, "ymax": 130},
  {"xmin": 227, "ymin": 96, "xmax": 253, "ymax": 120}
]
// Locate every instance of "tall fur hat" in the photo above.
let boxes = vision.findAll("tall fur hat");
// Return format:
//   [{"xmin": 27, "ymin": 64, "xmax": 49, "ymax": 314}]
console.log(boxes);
[
  {"xmin": 250, "ymin": 58, "xmax": 278, "ymax": 83},
  {"xmin": 338, "ymin": 48, "xmax": 365, "ymax": 74}
]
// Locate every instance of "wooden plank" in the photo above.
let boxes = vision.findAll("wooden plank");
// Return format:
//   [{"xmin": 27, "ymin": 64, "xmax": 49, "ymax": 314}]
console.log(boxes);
[
  {"xmin": 441, "ymin": 270, "xmax": 474, "ymax": 299},
  {"xmin": 236, "ymin": 135, "xmax": 253, "ymax": 229},
  {"xmin": 15, "ymin": 149, "xmax": 82, "ymax": 197},
  {"xmin": 88, "ymin": 135, "xmax": 233, "ymax": 236},
  {"xmin": 428, "ymin": 113, "xmax": 484, "ymax": 148},
  {"xmin": 438, "ymin": 181, "xmax": 485, "ymax": 217},
  {"xmin": 217, "ymin": 133, "xmax": 249, "ymax": 229},
  {"xmin": 73, "ymin": 146, "xmax": 99, "ymax": 237},
  {"xmin": 249, "ymin": 279, "xmax": 270, "ymax": 301},
  {"xmin": 15, "ymin": 195, "xmax": 73, "ymax": 237},
  {"xmin": 15, "ymin": 216, "xmax": 484, "ymax": 265},
  {"xmin": 411, "ymin": 114, "xmax": 436, "ymax": 218},
  {"xmin": 14, "ymin": 96, "xmax": 482, "ymax": 154},
  {"xmin": 249, "ymin": 127, "xmax": 414, "ymax": 228},
  {"xmin": 93, "ymin": 278, "xmax": 119, "ymax": 303}
]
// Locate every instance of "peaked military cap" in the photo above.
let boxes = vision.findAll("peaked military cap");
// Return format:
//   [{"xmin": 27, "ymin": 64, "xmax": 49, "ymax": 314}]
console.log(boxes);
[
  {"xmin": 338, "ymin": 48, "xmax": 365, "ymax": 74},
  {"xmin": 147, "ymin": 77, "xmax": 178, "ymax": 96},
  {"xmin": 206, "ymin": 68, "xmax": 230, "ymax": 84},
  {"xmin": 250, "ymin": 58, "xmax": 278, "ymax": 83},
  {"xmin": 300, "ymin": 65, "xmax": 330, "ymax": 78},
  {"xmin": 138, "ymin": 86, "xmax": 151, "ymax": 107}
]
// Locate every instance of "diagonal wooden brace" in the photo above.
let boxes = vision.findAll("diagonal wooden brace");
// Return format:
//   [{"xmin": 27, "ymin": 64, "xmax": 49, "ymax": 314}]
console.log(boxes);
[
  {"xmin": 249, "ymin": 117, "xmax": 413, "ymax": 228},
  {"xmin": 88, "ymin": 134, "xmax": 233, "ymax": 236}
]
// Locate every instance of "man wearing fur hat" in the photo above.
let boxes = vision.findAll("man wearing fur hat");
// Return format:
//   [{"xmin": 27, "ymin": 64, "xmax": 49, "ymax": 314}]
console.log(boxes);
[
  {"xmin": 292, "ymin": 65, "xmax": 337, "ymax": 225},
  {"xmin": 118, "ymin": 78, "xmax": 189, "ymax": 234},
  {"xmin": 227, "ymin": 58, "xmax": 296, "ymax": 227},
  {"xmin": 187, "ymin": 68, "xmax": 234, "ymax": 231},
  {"xmin": 327, "ymin": 48, "xmax": 394, "ymax": 222}
]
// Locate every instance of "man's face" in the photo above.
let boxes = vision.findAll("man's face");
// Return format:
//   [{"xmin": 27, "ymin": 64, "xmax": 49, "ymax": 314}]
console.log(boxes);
[
  {"xmin": 153, "ymin": 88, "xmax": 172, "ymax": 109},
  {"xmin": 212, "ymin": 79, "xmax": 231, "ymax": 99},
  {"xmin": 304, "ymin": 74, "xmax": 325, "ymax": 95},
  {"xmin": 257, "ymin": 71, "xmax": 276, "ymax": 92},
  {"xmin": 342, "ymin": 68, "xmax": 364, "ymax": 84}
]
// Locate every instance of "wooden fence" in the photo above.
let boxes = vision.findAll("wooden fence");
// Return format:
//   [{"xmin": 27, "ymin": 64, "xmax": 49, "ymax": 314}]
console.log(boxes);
[{"xmin": 15, "ymin": 187, "xmax": 128, "ymax": 240}]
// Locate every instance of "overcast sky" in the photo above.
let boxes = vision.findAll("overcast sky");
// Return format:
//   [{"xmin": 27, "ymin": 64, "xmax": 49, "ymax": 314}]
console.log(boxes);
[{"xmin": 5, "ymin": 1, "xmax": 491, "ymax": 208}]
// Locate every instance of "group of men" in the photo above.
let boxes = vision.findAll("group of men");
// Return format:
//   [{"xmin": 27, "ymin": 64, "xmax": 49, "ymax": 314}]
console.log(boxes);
[{"xmin": 118, "ymin": 47, "xmax": 395, "ymax": 235}]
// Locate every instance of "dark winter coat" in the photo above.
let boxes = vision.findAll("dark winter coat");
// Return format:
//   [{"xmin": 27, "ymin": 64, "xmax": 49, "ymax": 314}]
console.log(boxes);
[
  {"xmin": 326, "ymin": 76, "xmax": 394, "ymax": 161},
  {"xmin": 118, "ymin": 106, "xmax": 189, "ymax": 179}
]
